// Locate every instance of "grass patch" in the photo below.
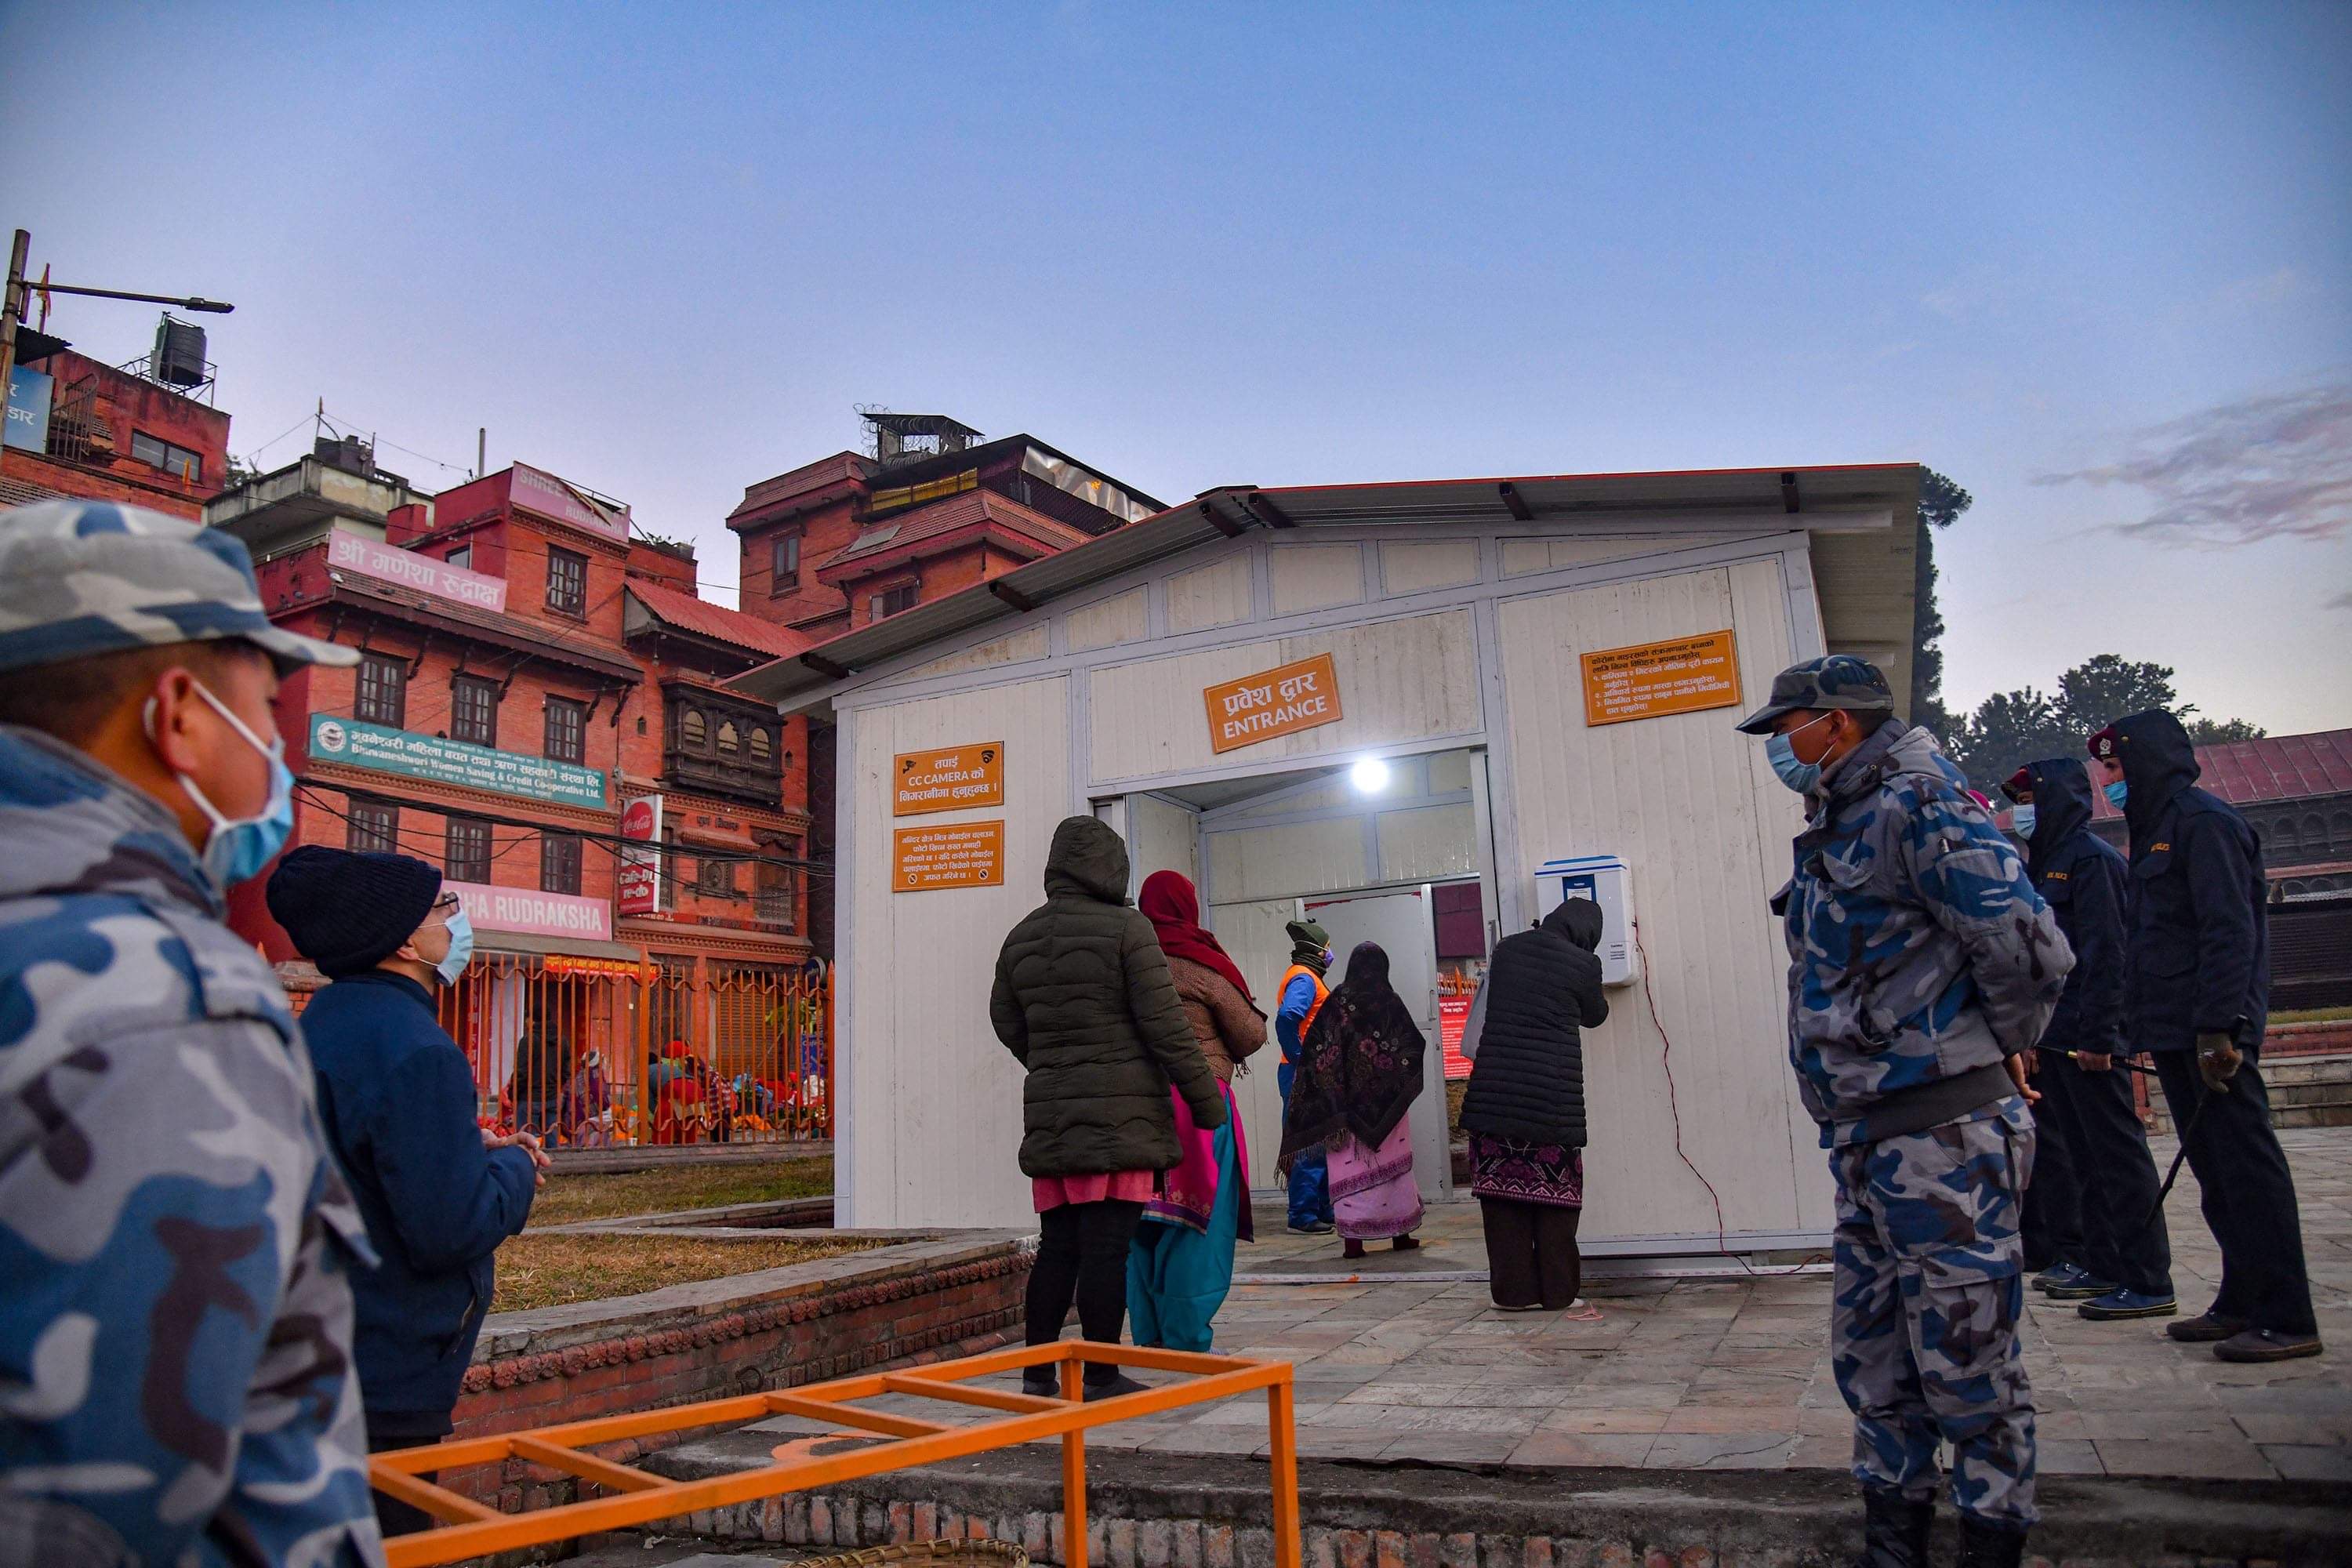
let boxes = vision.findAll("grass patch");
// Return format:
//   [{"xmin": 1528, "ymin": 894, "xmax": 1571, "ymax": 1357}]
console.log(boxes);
[
  {"xmin": 527, "ymin": 1158, "xmax": 832, "ymax": 1229},
  {"xmin": 492, "ymin": 1233, "xmax": 888, "ymax": 1312},
  {"xmin": 2272, "ymin": 1006, "xmax": 2352, "ymax": 1026}
]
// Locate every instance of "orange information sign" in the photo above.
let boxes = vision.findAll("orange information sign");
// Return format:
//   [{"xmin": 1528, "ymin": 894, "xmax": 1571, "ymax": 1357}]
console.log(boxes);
[
  {"xmin": 1580, "ymin": 629, "xmax": 1742, "ymax": 727},
  {"xmin": 894, "ymin": 742, "xmax": 1005, "ymax": 816},
  {"xmin": 1203, "ymin": 653, "xmax": 1345, "ymax": 755},
  {"xmin": 891, "ymin": 820, "xmax": 1006, "ymax": 892}
]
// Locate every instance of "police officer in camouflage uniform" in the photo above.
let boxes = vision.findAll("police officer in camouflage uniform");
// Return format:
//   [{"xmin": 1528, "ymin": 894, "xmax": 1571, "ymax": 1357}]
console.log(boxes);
[
  {"xmin": 0, "ymin": 501, "xmax": 385, "ymax": 1566},
  {"xmin": 1738, "ymin": 655, "xmax": 2071, "ymax": 1568}
]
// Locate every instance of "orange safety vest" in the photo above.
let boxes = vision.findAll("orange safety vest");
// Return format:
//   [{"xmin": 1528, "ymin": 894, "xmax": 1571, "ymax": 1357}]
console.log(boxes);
[{"xmin": 1276, "ymin": 962, "xmax": 1330, "ymax": 1040}]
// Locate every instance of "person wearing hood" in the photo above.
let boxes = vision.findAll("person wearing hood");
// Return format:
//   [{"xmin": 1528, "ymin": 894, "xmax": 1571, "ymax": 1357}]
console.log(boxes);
[
  {"xmin": 1274, "ymin": 917, "xmax": 1338, "ymax": 1233},
  {"xmin": 2002, "ymin": 761, "xmax": 2175, "ymax": 1321},
  {"xmin": 1127, "ymin": 869, "xmax": 1266, "ymax": 1352},
  {"xmin": 267, "ymin": 847, "xmax": 550, "ymax": 1534},
  {"xmin": 991, "ymin": 816, "xmax": 1228, "ymax": 1399},
  {"xmin": 1278, "ymin": 942, "xmax": 1428, "ymax": 1259},
  {"xmin": 1457, "ymin": 898, "xmax": 1610, "ymax": 1311},
  {"xmin": 2089, "ymin": 714, "xmax": 2319, "ymax": 1363},
  {"xmin": 1738, "ymin": 655, "xmax": 2070, "ymax": 1568},
  {"xmin": 0, "ymin": 502, "xmax": 386, "ymax": 1566}
]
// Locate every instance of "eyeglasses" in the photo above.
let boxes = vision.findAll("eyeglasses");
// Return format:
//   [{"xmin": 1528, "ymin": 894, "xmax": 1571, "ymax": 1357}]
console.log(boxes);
[{"xmin": 430, "ymin": 893, "xmax": 461, "ymax": 916}]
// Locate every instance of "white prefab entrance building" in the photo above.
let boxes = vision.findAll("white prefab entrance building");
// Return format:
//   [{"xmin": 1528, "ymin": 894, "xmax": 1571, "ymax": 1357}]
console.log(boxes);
[{"xmin": 734, "ymin": 466, "xmax": 1924, "ymax": 1257}]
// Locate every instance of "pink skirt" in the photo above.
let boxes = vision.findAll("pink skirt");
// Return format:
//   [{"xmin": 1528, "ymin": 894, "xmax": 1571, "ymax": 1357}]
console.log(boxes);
[
  {"xmin": 1326, "ymin": 1121, "xmax": 1423, "ymax": 1241},
  {"xmin": 1033, "ymin": 1168, "xmax": 1156, "ymax": 1212}
]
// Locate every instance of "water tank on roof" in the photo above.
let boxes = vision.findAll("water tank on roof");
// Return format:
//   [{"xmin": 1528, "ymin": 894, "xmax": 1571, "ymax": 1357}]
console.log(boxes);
[{"xmin": 152, "ymin": 316, "xmax": 209, "ymax": 387}]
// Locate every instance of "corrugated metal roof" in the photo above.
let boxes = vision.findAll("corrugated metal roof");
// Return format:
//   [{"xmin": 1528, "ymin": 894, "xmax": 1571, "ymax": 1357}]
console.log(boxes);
[
  {"xmin": 728, "ymin": 462, "xmax": 1922, "ymax": 711},
  {"xmin": 625, "ymin": 580, "xmax": 810, "ymax": 659},
  {"xmin": 2090, "ymin": 727, "xmax": 2352, "ymax": 820}
]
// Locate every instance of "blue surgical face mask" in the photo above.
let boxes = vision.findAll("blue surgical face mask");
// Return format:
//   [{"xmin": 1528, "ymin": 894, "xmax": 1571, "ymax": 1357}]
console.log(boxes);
[
  {"xmin": 146, "ymin": 679, "xmax": 295, "ymax": 889},
  {"xmin": 1766, "ymin": 711, "xmax": 1835, "ymax": 794},
  {"xmin": 2103, "ymin": 780, "xmax": 2129, "ymax": 809},
  {"xmin": 434, "ymin": 905, "xmax": 475, "ymax": 985},
  {"xmin": 2011, "ymin": 804, "xmax": 2036, "ymax": 838}
]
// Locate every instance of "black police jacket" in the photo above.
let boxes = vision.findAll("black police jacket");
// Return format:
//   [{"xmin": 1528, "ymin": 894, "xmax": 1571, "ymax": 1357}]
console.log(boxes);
[{"xmin": 2024, "ymin": 758, "xmax": 2129, "ymax": 1055}]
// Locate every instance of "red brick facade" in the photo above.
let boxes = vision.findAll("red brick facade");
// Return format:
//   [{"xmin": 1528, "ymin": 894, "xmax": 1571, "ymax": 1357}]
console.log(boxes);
[{"xmin": 1, "ymin": 347, "xmax": 231, "ymax": 517}]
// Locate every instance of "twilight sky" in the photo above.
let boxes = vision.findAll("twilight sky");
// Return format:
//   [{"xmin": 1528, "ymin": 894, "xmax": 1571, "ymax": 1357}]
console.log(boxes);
[{"xmin": 6, "ymin": 3, "xmax": 2347, "ymax": 731}]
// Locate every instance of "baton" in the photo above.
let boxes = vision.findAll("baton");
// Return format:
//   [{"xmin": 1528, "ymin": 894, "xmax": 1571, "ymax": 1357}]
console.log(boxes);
[{"xmin": 2054, "ymin": 1049, "xmax": 2154, "ymax": 1076}]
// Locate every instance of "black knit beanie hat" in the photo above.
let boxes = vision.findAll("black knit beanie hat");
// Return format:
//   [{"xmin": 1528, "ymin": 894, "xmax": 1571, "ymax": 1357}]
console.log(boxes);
[{"xmin": 267, "ymin": 845, "xmax": 445, "ymax": 978}]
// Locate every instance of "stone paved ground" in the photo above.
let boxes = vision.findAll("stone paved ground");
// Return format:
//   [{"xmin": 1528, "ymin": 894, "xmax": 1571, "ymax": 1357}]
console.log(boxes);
[{"xmin": 938, "ymin": 1124, "xmax": 2348, "ymax": 1484}]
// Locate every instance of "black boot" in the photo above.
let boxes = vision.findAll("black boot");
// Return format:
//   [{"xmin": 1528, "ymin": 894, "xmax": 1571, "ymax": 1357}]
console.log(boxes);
[
  {"xmin": 1853, "ymin": 1487, "xmax": 1932, "ymax": 1568},
  {"xmin": 1956, "ymin": 1516, "xmax": 2027, "ymax": 1568}
]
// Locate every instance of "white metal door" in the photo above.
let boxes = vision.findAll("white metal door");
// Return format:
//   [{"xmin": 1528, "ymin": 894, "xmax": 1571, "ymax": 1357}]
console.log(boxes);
[{"xmin": 1304, "ymin": 887, "xmax": 1453, "ymax": 1202}]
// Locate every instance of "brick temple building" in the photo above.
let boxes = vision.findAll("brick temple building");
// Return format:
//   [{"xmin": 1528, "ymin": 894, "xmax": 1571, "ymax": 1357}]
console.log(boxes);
[{"xmin": 2, "ymin": 314, "xmax": 232, "ymax": 516}]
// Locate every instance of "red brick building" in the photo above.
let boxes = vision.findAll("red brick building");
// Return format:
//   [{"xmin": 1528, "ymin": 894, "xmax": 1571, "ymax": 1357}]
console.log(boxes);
[{"xmin": 2, "ymin": 323, "xmax": 232, "ymax": 516}]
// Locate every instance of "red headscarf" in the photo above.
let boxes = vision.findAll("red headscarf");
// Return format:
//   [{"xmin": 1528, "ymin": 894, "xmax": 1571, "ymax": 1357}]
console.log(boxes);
[{"xmin": 1138, "ymin": 869, "xmax": 1254, "ymax": 1003}]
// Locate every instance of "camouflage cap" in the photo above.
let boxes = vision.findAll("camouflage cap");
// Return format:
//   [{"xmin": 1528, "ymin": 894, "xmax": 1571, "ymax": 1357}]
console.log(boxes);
[
  {"xmin": 1732, "ymin": 653, "xmax": 1895, "ymax": 734},
  {"xmin": 0, "ymin": 499, "xmax": 357, "ymax": 674}
]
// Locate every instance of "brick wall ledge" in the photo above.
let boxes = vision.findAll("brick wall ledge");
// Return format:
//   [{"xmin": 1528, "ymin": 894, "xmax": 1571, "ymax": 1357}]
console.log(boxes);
[
  {"xmin": 469, "ymin": 1230, "xmax": 1034, "ymax": 1381},
  {"xmin": 647, "ymin": 1441, "xmax": 2352, "ymax": 1568}
]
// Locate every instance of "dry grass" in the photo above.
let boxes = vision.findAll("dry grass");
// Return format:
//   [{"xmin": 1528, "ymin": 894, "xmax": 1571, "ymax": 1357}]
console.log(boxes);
[
  {"xmin": 491, "ymin": 1233, "xmax": 888, "ymax": 1312},
  {"xmin": 2272, "ymin": 1006, "xmax": 2352, "ymax": 1026},
  {"xmin": 527, "ymin": 1157, "xmax": 832, "ymax": 1229}
]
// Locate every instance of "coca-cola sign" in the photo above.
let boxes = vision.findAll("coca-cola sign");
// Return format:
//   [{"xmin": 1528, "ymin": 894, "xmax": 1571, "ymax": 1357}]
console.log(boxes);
[{"xmin": 619, "ymin": 793, "xmax": 663, "ymax": 914}]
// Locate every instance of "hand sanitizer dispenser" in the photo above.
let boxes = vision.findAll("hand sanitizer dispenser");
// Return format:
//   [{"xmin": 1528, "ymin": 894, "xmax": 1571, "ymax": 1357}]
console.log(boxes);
[{"xmin": 1531, "ymin": 855, "xmax": 1637, "ymax": 987}]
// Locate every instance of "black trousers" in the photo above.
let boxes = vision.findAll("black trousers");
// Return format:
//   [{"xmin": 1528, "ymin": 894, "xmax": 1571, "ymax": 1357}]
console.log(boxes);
[
  {"xmin": 2034, "ymin": 1049, "xmax": 2172, "ymax": 1296},
  {"xmin": 2019, "ymin": 1066, "xmax": 2085, "ymax": 1274},
  {"xmin": 2153, "ymin": 1044, "xmax": 2316, "ymax": 1336},
  {"xmin": 366, "ymin": 1428, "xmax": 445, "ymax": 1538},
  {"xmin": 1027, "ymin": 1199, "xmax": 1144, "ymax": 1372},
  {"xmin": 1479, "ymin": 1196, "xmax": 1582, "ymax": 1309}
]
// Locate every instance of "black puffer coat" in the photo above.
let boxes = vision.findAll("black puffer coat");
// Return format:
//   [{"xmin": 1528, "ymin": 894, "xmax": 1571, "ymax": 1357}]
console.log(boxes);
[
  {"xmin": 1456, "ymin": 898, "xmax": 1609, "ymax": 1149},
  {"xmin": 989, "ymin": 816, "xmax": 1227, "ymax": 1178}
]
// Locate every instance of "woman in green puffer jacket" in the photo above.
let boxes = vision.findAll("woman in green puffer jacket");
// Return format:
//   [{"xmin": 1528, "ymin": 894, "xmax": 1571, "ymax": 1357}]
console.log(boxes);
[{"xmin": 990, "ymin": 815, "xmax": 1228, "ymax": 1398}]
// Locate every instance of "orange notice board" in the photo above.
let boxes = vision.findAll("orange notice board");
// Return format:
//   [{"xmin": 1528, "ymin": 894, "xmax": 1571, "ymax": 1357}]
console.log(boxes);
[
  {"xmin": 1203, "ymin": 653, "xmax": 1345, "ymax": 755},
  {"xmin": 891, "ymin": 820, "xmax": 1005, "ymax": 892},
  {"xmin": 1580, "ymin": 629, "xmax": 1742, "ymax": 727},
  {"xmin": 895, "ymin": 742, "xmax": 1005, "ymax": 816}
]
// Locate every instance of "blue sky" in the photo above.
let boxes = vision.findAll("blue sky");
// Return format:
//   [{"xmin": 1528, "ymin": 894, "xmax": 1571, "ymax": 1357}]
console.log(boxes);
[{"xmin": 6, "ymin": 2, "xmax": 2347, "ymax": 731}]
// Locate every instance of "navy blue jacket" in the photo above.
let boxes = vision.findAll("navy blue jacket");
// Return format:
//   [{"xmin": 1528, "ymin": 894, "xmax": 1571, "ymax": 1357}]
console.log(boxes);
[
  {"xmin": 2111, "ymin": 711, "xmax": 2270, "ymax": 1054},
  {"xmin": 2023, "ymin": 758, "xmax": 2128, "ymax": 1055},
  {"xmin": 302, "ymin": 970, "xmax": 536, "ymax": 1428}
]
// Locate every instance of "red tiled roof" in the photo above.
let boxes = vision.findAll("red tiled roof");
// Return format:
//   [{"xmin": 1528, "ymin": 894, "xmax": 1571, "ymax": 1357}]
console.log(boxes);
[
  {"xmin": 2089, "ymin": 727, "xmax": 2352, "ymax": 820},
  {"xmin": 625, "ymin": 580, "xmax": 810, "ymax": 659},
  {"xmin": 826, "ymin": 489, "xmax": 1089, "ymax": 570}
]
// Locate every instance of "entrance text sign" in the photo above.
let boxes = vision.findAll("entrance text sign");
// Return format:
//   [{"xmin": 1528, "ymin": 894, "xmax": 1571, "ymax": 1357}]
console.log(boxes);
[
  {"xmin": 1203, "ymin": 652, "xmax": 1345, "ymax": 755},
  {"xmin": 891, "ymin": 820, "xmax": 1006, "ymax": 892},
  {"xmin": 1579, "ymin": 629, "xmax": 1742, "ymax": 728},
  {"xmin": 894, "ymin": 742, "xmax": 1005, "ymax": 816},
  {"xmin": 328, "ymin": 526, "xmax": 509, "ymax": 612},
  {"xmin": 309, "ymin": 714, "xmax": 608, "ymax": 808}
]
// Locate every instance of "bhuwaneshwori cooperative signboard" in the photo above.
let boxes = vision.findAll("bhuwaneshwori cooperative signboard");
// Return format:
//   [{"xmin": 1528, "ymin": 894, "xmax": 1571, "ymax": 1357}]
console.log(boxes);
[
  {"xmin": 891, "ymin": 820, "xmax": 1005, "ymax": 892},
  {"xmin": 310, "ymin": 715, "xmax": 607, "ymax": 808},
  {"xmin": 328, "ymin": 526, "xmax": 509, "ymax": 612},
  {"xmin": 445, "ymin": 880, "xmax": 613, "ymax": 942},
  {"xmin": 1579, "ymin": 629, "xmax": 1742, "ymax": 728},
  {"xmin": 1203, "ymin": 652, "xmax": 1344, "ymax": 754},
  {"xmin": 894, "ymin": 742, "xmax": 1005, "ymax": 816}
]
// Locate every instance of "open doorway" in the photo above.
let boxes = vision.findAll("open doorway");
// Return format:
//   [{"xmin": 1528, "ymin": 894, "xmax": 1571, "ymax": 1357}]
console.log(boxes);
[{"xmin": 1111, "ymin": 746, "xmax": 1497, "ymax": 1205}]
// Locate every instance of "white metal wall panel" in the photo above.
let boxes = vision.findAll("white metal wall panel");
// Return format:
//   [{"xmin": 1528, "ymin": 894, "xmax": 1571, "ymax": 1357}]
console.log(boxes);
[
  {"xmin": 1269, "ymin": 544, "xmax": 1365, "ymax": 615},
  {"xmin": 902, "ymin": 623, "xmax": 1051, "ymax": 681},
  {"xmin": 1127, "ymin": 793, "xmax": 1200, "ymax": 891},
  {"xmin": 843, "ymin": 674, "xmax": 1073, "ymax": 1229},
  {"xmin": 1065, "ymin": 587, "xmax": 1149, "ymax": 652},
  {"xmin": 1375, "ymin": 802, "xmax": 1479, "ymax": 881},
  {"xmin": 1089, "ymin": 610, "xmax": 1479, "ymax": 785},
  {"xmin": 1205, "ymin": 896, "xmax": 1305, "ymax": 1186},
  {"xmin": 1500, "ymin": 532, "xmax": 1779, "ymax": 577},
  {"xmin": 1495, "ymin": 559, "xmax": 1822, "ymax": 1245},
  {"xmin": 1164, "ymin": 555, "xmax": 1254, "ymax": 634},
  {"xmin": 1380, "ymin": 539, "xmax": 1479, "ymax": 596},
  {"xmin": 1207, "ymin": 817, "xmax": 1368, "ymax": 905}
]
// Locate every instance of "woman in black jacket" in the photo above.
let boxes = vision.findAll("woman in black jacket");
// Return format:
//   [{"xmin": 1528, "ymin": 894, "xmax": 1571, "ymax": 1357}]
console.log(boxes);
[{"xmin": 1457, "ymin": 898, "xmax": 1608, "ymax": 1310}]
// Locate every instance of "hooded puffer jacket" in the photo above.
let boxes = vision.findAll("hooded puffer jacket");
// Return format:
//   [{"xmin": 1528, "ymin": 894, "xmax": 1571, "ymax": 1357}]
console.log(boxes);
[
  {"xmin": 2022, "ymin": 757, "xmax": 2128, "ymax": 1054},
  {"xmin": 989, "ymin": 816, "xmax": 1228, "ymax": 1177},
  {"xmin": 2110, "ymin": 710, "xmax": 2270, "ymax": 1054},
  {"xmin": 1456, "ymin": 898, "xmax": 1610, "ymax": 1149}
]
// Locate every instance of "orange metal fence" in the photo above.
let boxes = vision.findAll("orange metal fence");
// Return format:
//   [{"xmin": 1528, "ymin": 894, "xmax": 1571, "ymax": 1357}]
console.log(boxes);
[
  {"xmin": 430, "ymin": 953, "xmax": 831, "ymax": 1149},
  {"xmin": 372, "ymin": 1341, "xmax": 1300, "ymax": 1568}
]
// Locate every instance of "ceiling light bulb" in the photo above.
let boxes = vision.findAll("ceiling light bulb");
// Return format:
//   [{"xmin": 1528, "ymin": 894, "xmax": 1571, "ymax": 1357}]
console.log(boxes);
[{"xmin": 1351, "ymin": 757, "xmax": 1391, "ymax": 794}]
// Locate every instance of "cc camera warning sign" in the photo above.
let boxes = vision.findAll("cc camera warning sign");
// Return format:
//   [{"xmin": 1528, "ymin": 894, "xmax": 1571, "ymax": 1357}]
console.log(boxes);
[{"xmin": 894, "ymin": 742, "xmax": 1005, "ymax": 816}]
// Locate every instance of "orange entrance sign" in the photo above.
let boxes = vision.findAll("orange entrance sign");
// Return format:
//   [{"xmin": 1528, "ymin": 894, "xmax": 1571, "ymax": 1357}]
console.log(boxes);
[
  {"xmin": 894, "ymin": 742, "xmax": 1005, "ymax": 816},
  {"xmin": 1580, "ymin": 628, "xmax": 1742, "ymax": 727},
  {"xmin": 1203, "ymin": 652, "xmax": 1344, "ymax": 754},
  {"xmin": 891, "ymin": 819, "xmax": 1005, "ymax": 892}
]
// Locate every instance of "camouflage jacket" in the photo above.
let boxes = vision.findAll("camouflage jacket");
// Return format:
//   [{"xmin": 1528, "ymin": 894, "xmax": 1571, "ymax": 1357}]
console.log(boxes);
[
  {"xmin": 0, "ymin": 725, "xmax": 385, "ymax": 1568},
  {"xmin": 1777, "ymin": 722, "xmax": 2071, "ymax": 1146}
]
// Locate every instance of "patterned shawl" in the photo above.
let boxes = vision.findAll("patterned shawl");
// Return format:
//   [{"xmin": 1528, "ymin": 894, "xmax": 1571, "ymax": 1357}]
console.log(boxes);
[{"xmin": 1276, "ymin": 941, "xmax": 1425, "ymax": 1167}]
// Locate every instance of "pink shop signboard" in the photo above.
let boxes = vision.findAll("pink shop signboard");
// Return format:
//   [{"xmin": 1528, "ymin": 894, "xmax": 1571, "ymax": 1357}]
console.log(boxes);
[
  {"xmin": 445, "ymin": 881, "xmax": 614, "ymax": 943},
  {"xmin": 328, "ymin": 527, "xmax": 509, "ymax": 612}
]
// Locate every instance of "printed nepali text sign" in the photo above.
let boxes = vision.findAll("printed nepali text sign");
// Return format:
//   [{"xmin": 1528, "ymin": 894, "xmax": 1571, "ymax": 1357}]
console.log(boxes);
[
  {"xmin": 309, "ymin": 714, "xmax": 607, "ymax": 808},
  {"xmin": 511, "ymin": 463, "xmax": 631, "ymax": 542},
  {"xmin": 328, "ymin": 526, "xmax": 509, "ymax": 612},
  {"xmin": 1203, "ymin": 653, "xmax": 1344, "ymax": 755},
  {"xmin": 895, "ymin": 742, "xmax": 1005, "ymax": 816},
  {"xmin": 617, "ymin": 793, "xmax": 663, "ymax": 914},
  {"xmin": 1580, "ymin": 629, "xmax": 1742, "ymax": 728},
  {"xmin": 891, "ymin": 820, "xmax": 1005, "ymax": 892},
  {"xmin": 444, "ymin": 880, "xmax": 613, "ymax": 942}
]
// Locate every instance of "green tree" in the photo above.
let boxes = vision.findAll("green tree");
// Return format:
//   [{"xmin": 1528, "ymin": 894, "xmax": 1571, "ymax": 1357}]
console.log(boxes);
[
  {"xmin": 1948, "ymin": 687, "xmax": 2070, "ymax": 793},
  {"xmin": 2187, "ymin": 717, "xmax": 2267, "ymax": 745},
  {"xmin": 1909, "ymin": 469, "xmax": 1973, "ymax": 739},
  {"xmin": 1946, "ymin": 654, "xmax": 2269, "ymax": 789},
  {"xmin": 2052, "ymin": 655, "xmax": 2183, "ymax": 736}
]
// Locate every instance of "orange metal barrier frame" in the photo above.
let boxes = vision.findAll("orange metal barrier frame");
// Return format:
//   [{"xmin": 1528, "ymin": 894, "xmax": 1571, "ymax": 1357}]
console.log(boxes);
[{"xmin": 372, "ymin": 1341, "xmax": 1301, "ymax": 1568}]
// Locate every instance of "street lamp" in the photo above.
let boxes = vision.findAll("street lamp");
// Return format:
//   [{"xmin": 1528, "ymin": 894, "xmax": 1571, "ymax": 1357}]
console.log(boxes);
[{"xmin": 2, "ymin": 227, "xmax": 235, "ymax": 426}]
